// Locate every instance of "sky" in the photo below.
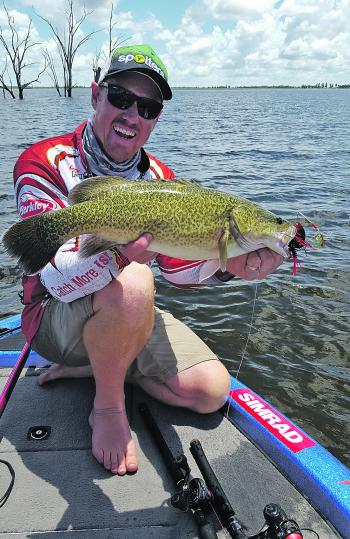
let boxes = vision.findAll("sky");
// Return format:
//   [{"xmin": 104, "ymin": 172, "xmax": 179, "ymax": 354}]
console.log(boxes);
[{"xmin": 0, "ymin": 0, "xmax": 349, "ymax": 88}]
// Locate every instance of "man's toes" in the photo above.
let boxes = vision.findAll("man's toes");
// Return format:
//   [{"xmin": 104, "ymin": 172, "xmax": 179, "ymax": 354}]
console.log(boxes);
[
  {"xmin": 126, "ymin": 460, "xmax": 138, "ymax": 473},
  {"xmin": 92, "ymin": 447, "xmax": 104, "ymax": 466},
  {"xmin": 37, "ymin": 366, "xmax": 59, "ymax": 385},
  {"xmin": 111, "ymin": 457, "xmax": 120, "ymax": 475},
  {"xmin": 126, "ymin": 451, "xmax": 138, "ymax": 473},
  {"xmin": 37, "ymin": 372, "xmax": 49, "ymax": 386},
  {"xmin": 116, "ymin": 454, "xmax": 126, "ymax": 475},
  {"xmin": 103, "ymin": 451, "xmax": 113, "ymax": 471}
]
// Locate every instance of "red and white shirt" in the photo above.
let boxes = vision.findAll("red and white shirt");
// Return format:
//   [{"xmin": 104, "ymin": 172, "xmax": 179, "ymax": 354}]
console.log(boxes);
[{"xmin": 14, "ymin": 121, "xmax": 233, "ymax": 343}]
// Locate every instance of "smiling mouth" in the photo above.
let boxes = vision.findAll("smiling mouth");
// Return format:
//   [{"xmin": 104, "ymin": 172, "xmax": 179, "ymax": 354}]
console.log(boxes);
[{"xmin": 113, "ymin": 125, "xmax": 136, "ymax": 139}]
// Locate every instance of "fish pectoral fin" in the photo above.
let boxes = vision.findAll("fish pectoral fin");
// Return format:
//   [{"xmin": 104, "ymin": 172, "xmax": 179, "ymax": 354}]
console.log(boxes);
[
  {"xmin": 79, "ymin": 235, "xmax": 118, "ymax": 258},
  {"xmin": 198, "ymin": 260, "xmax": 221, "ymax": 282},
  {"xmin": 218, "ymin": 222, "xmax": 230, "ymax": 272},
  {"xmin": 68, "ymin": 176, "xmax": 134, "ymax": 205}
]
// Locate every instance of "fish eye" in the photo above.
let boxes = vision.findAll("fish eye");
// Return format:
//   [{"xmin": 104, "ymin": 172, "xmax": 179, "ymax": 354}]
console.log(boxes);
[{"xmin": 276, "ymin": 217, "xmax": 283, "ymax": 224}]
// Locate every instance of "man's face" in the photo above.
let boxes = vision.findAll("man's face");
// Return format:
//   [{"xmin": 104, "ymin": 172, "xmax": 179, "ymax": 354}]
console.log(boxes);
[{"xmin": 91, "ymin": 71, "xmax": 163, "ymax": 163}]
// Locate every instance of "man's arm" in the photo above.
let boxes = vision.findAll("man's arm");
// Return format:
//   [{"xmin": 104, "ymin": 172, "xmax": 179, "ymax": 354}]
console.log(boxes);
[
  {"xmin": 15, "ymin": 161, "xmax": 127, "ymax": 303},
  {"xmin": 156, "ymin": 250, "xmax": 284, "ymax": 287}
]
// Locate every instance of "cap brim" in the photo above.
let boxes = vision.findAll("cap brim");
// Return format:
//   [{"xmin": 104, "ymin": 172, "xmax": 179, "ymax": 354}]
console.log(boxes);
[{"xmin": 104, "ymin": 66, "xmax": 172, "ymax": 100}]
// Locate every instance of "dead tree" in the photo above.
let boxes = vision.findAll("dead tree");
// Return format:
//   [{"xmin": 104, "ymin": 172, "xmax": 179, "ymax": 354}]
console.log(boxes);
[
  {"xmin": 37, "ymin": 0, "xmax": 99, "ymax": 97},
  {"xmin": 0, "ymin": 3, "xmax": 47, "ymax": 99},
  {"xmin": 42, "ymin": 48, "xmax": 61, "ymax": 96},
  {"xmin": 92, "ymin": 3, "xmax": 128, "ymax": 83},
  {"xmin": 92, "ymin": 48, "xmax": 102, "ymax": 83},
  {"xmin": 0, "ymin": 57, "xmax": 15, "ymax": 98},
  {"xmin": 107, "ymin": 3, "xmax": 125, "ymax": 57}
]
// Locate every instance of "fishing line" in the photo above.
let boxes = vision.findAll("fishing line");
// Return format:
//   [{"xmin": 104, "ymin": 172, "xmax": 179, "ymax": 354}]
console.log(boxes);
[
  {"xmin": 226, "ymin": 279, "xmax": 259, "ymax": 420},
  {"xmin": 224, "ymin": 197, "xmax": 323, "ymax": 420},
  {"xmin": 235, "ymin": 281, "xmax": 259, "ymax": 382}
]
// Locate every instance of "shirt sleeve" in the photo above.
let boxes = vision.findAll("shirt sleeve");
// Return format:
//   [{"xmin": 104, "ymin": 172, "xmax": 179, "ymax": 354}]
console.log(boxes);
[
  {"xmin": 156, "ymin": 255, "xmax": 235, "ymax": 287},
  {"xmin": 15, "ymin": 163, "xmax": 126, "ymax": 303},
  {"xmin": 38, "ymin": 239, "xmax": 126, "ymax": 302}
]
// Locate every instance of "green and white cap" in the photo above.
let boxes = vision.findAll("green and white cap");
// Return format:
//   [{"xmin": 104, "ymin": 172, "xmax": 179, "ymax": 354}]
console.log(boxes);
[{"xmin": 99, "ymin": 44, "xmax": 172, "ymax": 100}]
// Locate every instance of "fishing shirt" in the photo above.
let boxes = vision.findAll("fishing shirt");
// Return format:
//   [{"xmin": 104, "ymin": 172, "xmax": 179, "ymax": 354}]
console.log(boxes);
[{"xmin": 13, "ymin": 121, "xmax": 234, "ymax": 344}]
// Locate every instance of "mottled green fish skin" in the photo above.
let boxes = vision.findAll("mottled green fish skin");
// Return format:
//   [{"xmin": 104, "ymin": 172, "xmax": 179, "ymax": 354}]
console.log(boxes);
[
  {"xmin": 3, "ymin": 177, "xmax": 296, "ymax": 274},
  {"xmin": 65, "ymin": 178, "xmax": 293, "ymax": 258}
]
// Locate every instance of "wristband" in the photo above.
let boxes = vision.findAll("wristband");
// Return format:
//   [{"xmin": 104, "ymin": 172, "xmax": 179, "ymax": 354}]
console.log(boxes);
[{"xmin": 214, "ymin": 269, "xmax": 235, "ymax": 282}]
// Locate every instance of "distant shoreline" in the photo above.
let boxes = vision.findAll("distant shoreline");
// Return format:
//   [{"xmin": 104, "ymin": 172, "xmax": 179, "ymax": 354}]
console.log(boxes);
[
  {"xmin": 10, "ymin": 84, "xmax": 350, "ymax": 90},
  {"xmin": 174, "ymin": 85, "xmax": 350, "ymax": 90}
]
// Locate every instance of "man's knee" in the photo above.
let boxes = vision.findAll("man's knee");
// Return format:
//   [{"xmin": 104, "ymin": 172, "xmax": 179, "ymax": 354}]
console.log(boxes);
[
  {"xmin": 91, "ymin": 263, "xmax": 155, "ymax": 336},
  {"xmin": 94, "ymin": 263, "xmax": 154, "ymax": 311},
  {"xmin": 167, "ymin": 360, "xmax": 231, "ymax": 414}
]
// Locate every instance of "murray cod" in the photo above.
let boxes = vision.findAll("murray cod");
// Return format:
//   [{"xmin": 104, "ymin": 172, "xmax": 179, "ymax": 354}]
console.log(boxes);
[{"xmin": 3, "ymin": 176, "xmax": 297, "ymax": 276}]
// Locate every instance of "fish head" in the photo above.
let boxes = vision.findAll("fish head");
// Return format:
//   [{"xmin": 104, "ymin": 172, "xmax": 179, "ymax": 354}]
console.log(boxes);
[{"xmin": 229, "ymin": 202, "xmax": 296, "ymax": 257}]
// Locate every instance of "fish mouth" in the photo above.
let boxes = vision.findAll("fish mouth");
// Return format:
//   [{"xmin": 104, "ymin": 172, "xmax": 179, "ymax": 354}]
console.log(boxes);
[{"xmin": 229, "ymin": 217, "xmax": 296, "ymax": 257}]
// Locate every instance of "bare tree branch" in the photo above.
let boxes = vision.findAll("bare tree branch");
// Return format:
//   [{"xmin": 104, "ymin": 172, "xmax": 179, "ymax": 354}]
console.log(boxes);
[
  {"xmin": 42, "ymin": 48, "xmax": 61, "ymax": 96},
  {"xmin": 36, "ymin": 0, "xmax": 100, "ymax": 97},
  {"xmin": 91, "ymin": 3, "xmax": 129, "ymax": 83},
  {"xmin": 22, "ymin": 56, "xmax": 48, "ymax": 89},
  {"xmin": 0, "ymin": 57, "xmax": 15, "ymax": 98},
  {"xmin": 0, "ymin": 3, "xmax": 46, "ymax": 98},
  {"xmin": 92, "ymin": 47, "xmax": 102, "ymax": 83},
  {"xmin": 108, "ymin": 3, "xmax": 128, "ymax": 56}
]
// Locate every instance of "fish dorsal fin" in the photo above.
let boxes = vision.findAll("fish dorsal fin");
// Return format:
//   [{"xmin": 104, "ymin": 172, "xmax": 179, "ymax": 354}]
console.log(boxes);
[
  {"xmin": 172, "ymin": 177, "xmax": 200, "ymax": 187},
  {"xmin": 68, "ymin": 176, "xmax": 201, "ymax": 205},
  {"xmin": 68, "ymin": 176, "xmax": 135, "ymax": 205},
  {"xmin": 154, "ymin": 177, "xmax": 201, "ymax": 188}
]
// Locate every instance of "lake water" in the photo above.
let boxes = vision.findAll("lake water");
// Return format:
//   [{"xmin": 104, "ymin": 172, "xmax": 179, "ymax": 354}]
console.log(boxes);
[{"xmin": 0, "ymin": 87, "xmax": 349, "ymax": 467}]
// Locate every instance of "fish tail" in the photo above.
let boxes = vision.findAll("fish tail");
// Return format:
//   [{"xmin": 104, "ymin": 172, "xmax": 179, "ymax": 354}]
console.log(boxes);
[{"xmin": 3, "ymin": 211, "xmax": 69, "ymax": 274}]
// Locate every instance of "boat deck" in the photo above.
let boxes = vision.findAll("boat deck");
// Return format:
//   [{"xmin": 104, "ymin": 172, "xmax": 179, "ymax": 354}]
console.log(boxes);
[{"xmin": 0, "ymin": 363, "xmax": 339, "ymax": 538}]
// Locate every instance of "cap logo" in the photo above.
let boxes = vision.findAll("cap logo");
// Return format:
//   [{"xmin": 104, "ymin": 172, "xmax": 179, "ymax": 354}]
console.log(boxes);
[
  {"xmin": 134, "ymin": 54, "xmax": 145, "ymax": 64},
  {"xmin": 117, "ymin": 53, "xmax": 165, "ymax": 79}
]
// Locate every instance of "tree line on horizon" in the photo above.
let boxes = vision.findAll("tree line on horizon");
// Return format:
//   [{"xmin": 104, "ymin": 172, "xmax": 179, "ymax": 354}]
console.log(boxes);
[{"xmin": 0, "ymin": 0, "xmax": 123, "ymax": 99}]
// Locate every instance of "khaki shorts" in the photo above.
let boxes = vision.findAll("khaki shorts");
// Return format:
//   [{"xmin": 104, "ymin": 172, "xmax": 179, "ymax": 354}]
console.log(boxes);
[{"xmin": 32, "ymin": 296, "xmax": 217, "ymax": 384}]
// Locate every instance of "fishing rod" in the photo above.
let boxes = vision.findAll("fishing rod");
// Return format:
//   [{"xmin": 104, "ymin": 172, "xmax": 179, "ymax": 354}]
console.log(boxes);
[
  {"xmin": 190, "ymin": 439, "xmax": 303, "ymax": 539},
  {"xmin": 139, "ymin": 402, "xmax": 218, "ymax": 539},
  {"xmin": 0, "ymin": 342, "xmax": 31, "ymax": 508},
  {"xmin": 0, "ymin": 342, "xmax": 31, "ymax": 419},
  {"xmin": 140, "ymin": 402, "xmax": 304, "ymax": 539}
]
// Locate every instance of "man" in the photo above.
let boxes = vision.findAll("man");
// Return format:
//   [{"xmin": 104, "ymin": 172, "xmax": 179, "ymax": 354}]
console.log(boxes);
[{"xmin": 14, "ymin": 44, "xmax": 283, "ymax": 476}]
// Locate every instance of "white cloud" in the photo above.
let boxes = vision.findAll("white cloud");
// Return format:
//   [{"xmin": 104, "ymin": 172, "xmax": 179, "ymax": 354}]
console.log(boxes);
[
  {"xmin": 159, "ymin": 0, "xmax": 350, "ymax": 86},
  {"xmin": 21, "ymin": 0, "xmax": 117, "ymax": 18},
  {"xmin": 1, "ymin": 0, "xmax": 349, "ymax": 88},
  {"xmin": 203, "ymin": 0, "xmax": 276, "ymax": 20}
]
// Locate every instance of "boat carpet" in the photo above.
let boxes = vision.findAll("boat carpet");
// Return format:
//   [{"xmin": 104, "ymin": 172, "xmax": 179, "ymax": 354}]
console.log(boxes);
[{"xmin": 0, "ymin": 368, "xmax": 339, "ymax": 538}]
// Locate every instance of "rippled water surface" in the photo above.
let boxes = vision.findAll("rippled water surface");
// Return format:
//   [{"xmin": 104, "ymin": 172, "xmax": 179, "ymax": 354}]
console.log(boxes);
[{"xmin": 1, "ymin": 88, "xmax": 349, "ymax": 466}]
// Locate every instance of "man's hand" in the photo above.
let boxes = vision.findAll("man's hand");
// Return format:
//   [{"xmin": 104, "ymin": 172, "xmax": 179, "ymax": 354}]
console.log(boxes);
[
  {"xmin": 117, "ymin": 233, "xmax": 156, "ymax": 264},
  {"xmin": 226, "ymin": 248, "xmax": 284, "ymax": 281}
]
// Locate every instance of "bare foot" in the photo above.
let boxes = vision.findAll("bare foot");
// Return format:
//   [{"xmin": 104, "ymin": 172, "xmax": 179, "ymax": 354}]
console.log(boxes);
[
  {"xmin": 37, "ymin": 364, "xmax": 93, "ymax": 385},
  {"xmin": 89, "ymin": 407, "xmax": 138, "ymax": 476}
]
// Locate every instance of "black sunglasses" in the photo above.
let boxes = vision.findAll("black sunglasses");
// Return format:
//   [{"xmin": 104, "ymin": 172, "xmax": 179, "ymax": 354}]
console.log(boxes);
[{"xmin": 100, "ymin": 83, "xmax": 163, "ymax": 120}]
